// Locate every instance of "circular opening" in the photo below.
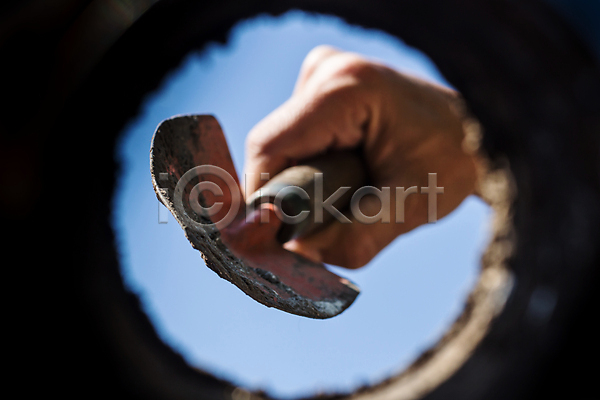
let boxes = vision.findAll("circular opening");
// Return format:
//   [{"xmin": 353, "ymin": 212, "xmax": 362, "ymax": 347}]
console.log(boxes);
[{"xmin": 112, "ymin": 10, "xmax": 494, "ymax": 398}]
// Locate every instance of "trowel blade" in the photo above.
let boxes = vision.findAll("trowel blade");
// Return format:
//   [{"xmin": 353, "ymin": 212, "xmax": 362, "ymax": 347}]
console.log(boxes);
[{"xmin": 150, "ymin": 115, "xmax": 359, "ymax": 319}]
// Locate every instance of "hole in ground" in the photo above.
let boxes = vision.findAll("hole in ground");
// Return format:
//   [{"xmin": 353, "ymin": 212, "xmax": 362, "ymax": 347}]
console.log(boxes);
[{"xmin": 112, "ymin": 10, "xmax": 493, "ymax": 399}]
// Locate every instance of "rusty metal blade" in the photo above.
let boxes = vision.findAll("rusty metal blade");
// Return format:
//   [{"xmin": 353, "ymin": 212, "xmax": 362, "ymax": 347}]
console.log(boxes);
[{"xmin": 150, "ymin": 115, "xmax": 359, "ymax": 319}]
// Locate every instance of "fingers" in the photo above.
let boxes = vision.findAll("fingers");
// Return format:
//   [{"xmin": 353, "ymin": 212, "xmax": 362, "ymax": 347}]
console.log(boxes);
[
  {"xmin": 284, "ymin": 191, "xmax": 429, "ymax": 268},
  {"xmin": 243, "ymin": 83, "xmax": 370, "ymax": 195},
  {"xmin": 243, "ymin": 47, "xmax": 391, "ymax": 197},
  {"xmin": 284, "ymin": 221, "xmax": 393, "ymax": 269},
  {"xmin": 241, "ymin": 46, "xmax": 478, "ymax": 270}
]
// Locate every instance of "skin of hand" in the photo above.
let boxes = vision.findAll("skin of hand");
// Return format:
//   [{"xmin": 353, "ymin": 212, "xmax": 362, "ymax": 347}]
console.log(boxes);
[{"xmin": 243, "ymin": 45, "xmax": 480, "ymax": 269}]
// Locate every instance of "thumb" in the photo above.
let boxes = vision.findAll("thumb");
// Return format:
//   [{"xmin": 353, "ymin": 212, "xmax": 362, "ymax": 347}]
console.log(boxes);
[{"xmin": 284, "ymin": 188, "xmax": 429, "ymax": 269}]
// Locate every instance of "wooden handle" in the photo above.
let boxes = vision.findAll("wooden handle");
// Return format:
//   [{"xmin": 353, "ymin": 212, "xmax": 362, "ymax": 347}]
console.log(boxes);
[{"xmin": 247, "ymin": 150, "xmax": 367, "ymax": 243}]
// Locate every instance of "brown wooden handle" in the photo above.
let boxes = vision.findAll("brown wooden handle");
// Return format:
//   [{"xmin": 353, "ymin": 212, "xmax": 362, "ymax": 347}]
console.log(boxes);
[{"xmin": 247, "ymin": 150, "xmax": 367, "ymax": 243}]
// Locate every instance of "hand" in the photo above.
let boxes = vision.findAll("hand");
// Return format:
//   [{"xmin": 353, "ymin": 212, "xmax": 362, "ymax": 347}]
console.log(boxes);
[{"xmin": 243, "ymin": 46, "xmax": 480, "ymax": 269}]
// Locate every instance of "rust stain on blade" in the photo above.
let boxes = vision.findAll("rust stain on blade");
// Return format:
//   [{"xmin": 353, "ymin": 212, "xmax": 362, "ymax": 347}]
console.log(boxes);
[{"xmin": 150, "ymin": 114, "xmax": 360, "ymax": 319}]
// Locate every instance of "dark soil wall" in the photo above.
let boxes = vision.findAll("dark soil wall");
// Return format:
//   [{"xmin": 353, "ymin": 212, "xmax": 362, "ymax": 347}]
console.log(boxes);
[{"xmin": 2, "ymin": 1, "xmax": 598, "ymax": 399}]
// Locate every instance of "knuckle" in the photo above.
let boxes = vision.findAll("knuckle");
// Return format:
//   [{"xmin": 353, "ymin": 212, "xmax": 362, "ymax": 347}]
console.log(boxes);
[
  {"xmin": 245, "ymin": 127, "xmax": 261, "ymax": 152},
  {"xmin": 315, "ymin": 58, "xmax": 384, "ymax": 101},
  {"xmin": 245, "ymin": 128, "xmax": 270, "ymax": 160},
  {"xmin": 300, "ymin": 47, "xmax": 383, "ymax": 88},
  {"xmin": 302, "ymin": 45, "xmax": 339, "ymax": 70},
  {"xmin": 329, "ymin": 56, "xmax": 381, "ymax": 83}
]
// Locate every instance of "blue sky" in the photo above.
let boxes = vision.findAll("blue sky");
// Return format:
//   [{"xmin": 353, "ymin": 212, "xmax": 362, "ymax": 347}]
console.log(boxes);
[{"xmin": 112, "ymin": 11, "xmax": 492, "ymax": 399}]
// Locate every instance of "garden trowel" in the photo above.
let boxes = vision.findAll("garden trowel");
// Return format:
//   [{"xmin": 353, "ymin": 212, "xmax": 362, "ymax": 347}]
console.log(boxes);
[{"xmin": 150, "ymin": 115, "xmax": 365, "ymax": 318}]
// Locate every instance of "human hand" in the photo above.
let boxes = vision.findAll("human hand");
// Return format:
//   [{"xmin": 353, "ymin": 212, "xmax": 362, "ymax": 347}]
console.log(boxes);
[{"xmin": 243, "ymin": 46, "xmax": 480, "ymax": 269}]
